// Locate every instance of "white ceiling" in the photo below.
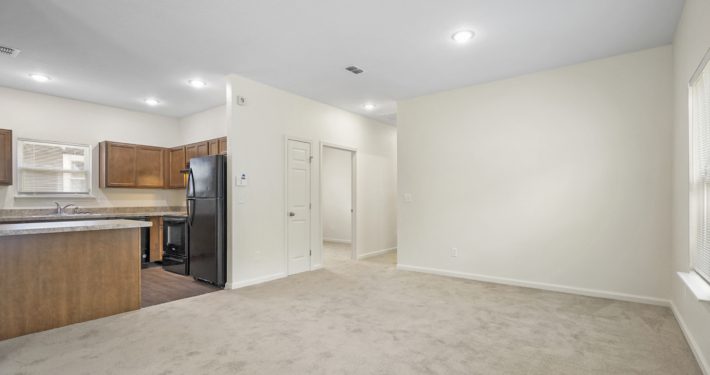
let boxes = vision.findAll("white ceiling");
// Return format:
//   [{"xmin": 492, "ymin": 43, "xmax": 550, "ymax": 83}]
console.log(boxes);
[{"xmin": 0, "ymin": 0, "xmax": 684, "ymax": 125}]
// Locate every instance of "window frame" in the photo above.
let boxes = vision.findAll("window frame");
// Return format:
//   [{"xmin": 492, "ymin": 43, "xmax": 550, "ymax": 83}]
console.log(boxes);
[
  {"xmin": 689, "ymin": 48, "xmax": 710, "ymax": 284},
  {"xmin": 15, "ymin": 138, "xmax": 94, "ymax": 198}
]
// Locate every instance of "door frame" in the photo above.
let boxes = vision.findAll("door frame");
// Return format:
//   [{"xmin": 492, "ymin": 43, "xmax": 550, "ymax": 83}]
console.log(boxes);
[
  {"xmin": 319, "ymin": 142, "xmax": 357, "ymax": 260},
  {"xmin": 284, "ymin": 136, "xmax": 314, "ymax": 275}
]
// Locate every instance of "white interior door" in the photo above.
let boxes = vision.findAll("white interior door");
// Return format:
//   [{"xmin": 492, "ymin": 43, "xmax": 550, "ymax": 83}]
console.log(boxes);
[{"xmin": 287, "ymin": 139, "xmax": 311, "ymax": 275}]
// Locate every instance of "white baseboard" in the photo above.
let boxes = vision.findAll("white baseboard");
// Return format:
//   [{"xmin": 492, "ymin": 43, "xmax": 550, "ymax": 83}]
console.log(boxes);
[
  {"xmin": 323, "ymin": 238, "xmax": 352, "ymax": 244},
  {"xmin": 396, "ymin": 264, "xmax": 670, "ymax": 307},
  {"xmin": 358, "ymin": 247, "xmax": 397, "ymax": 260},
  {"xmin": 226, "ymin": 272, "xmax": 286, "ymax": 289},
  {"xmin": 671, "ymin": 302, "xmax": 710, "ymax": 375}
]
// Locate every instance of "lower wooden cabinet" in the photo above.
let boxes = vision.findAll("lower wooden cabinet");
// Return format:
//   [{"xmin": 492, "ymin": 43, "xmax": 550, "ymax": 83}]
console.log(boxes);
[
  {"xmin": 0, "ymin": 129, "xmax": 12, "ymax": 186},
  {"xmin": 149, "ymin": 217, "xmax": 163, "ymax": 262}
]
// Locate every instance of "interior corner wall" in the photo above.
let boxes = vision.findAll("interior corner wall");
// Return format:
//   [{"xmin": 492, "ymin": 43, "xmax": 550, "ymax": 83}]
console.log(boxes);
[
  {"xmin": 0, "ymin": 87, "xmax": 185, "ymax": 209},
  {"xmin": 671, "ymin": 0, "xmax": 710, "ymax": 372},
  {"xmin": 397, "ymin": 46, "xmax": 674, "ymax": 304},
  {"xmin": 322, "ymin": 146, "xmax": 352, "ymax": 243},
  {"xmin": 225, "ymin": 74, "xmax": 397, "ymax": 287},
  {"xmin": 177, "ymin": 104, "xmax": 227, "ymax": 145}
]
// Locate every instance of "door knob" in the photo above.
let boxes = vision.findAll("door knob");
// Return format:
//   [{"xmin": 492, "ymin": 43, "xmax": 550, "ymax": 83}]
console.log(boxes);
[{"xmin": 289, "ymin": 212, "xmax": 296, "ymax": 217}]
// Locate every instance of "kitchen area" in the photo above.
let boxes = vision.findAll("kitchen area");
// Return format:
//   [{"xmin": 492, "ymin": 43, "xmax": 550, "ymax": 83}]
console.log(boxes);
[{"xmin": 0, "ymin": 129, "xmax": 228, "ymax": 340}]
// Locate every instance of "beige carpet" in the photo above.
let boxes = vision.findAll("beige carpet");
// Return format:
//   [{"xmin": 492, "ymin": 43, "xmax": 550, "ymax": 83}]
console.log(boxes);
[{"xmin": 0, "ymin": 250, "xmax": 701, "ymax": 374}]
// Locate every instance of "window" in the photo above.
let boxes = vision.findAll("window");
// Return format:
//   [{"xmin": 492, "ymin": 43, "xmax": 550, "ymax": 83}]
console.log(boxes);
[
  {"xmin": 16, "ymin": 139, "xmax": 92, "ymax": 196},
  {"xmin": 690, "ymin": 49, "xmax": 710, "ymax": 283}
]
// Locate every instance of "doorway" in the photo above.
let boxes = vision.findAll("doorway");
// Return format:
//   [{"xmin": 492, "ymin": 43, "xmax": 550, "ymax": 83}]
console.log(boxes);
[{"xmin": 320, "ymin": 143, "xmax": 356, "ymax": 266}]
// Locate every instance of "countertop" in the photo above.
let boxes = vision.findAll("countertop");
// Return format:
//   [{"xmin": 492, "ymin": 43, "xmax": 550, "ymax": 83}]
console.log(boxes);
[
  {"xmin": 0, "ymin": 219, "xmax": 153, "ymax": 237},
  {"xmin": 0, "ymin": 211, "xmax": 187, "ymax": 223}
]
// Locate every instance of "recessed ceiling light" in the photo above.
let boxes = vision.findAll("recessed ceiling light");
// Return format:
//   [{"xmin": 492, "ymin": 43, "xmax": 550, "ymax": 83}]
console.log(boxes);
[
  {"xmin": 451, "ymin": 30, "xmax": 475, "ymax": 44},
  {"xmin": 187, "ymin": 79, "xmax": 207, "ymax": 88},
  {"xmin": 29, "ymin": 73, "xmax": 51, "ymax": 82},
  {"xmin": 144, "ymin": 98, "xmax": 160, "ymax": 106},
  {"xmin": 363, "ymin": 103, "xmax": 376, "ymax": 111}
]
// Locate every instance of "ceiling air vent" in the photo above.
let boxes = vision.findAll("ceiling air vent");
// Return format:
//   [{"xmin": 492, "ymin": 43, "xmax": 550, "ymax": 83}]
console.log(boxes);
[
  {"xmin": 345, "ymin": 65, "xmax": 364, "ymax": 74},
  {"xmin": 0, "ymin": 45, "xmax": 21, "ymax": 58}
]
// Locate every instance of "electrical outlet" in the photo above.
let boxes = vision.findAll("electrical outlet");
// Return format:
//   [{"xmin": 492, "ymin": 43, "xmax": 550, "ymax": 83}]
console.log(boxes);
[{"xmin": 451, "ymin": 247, "xmax": 458, "ymax": 257}]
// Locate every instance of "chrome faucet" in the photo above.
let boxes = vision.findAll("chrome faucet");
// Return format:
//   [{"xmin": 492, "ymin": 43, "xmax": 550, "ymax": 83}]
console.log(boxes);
[{"xmin": 53, "ymin": 202, "xmax": 76, "ymax": 215}]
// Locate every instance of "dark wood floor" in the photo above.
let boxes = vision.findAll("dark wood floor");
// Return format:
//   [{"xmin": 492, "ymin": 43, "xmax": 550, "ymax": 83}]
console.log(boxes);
[{"xmin": 141, "ymin": 267, "xmax": 220, "ymax": 308}]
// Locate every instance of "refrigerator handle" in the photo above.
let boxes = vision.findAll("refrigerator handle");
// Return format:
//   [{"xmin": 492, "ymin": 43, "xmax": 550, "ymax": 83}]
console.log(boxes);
[{"xmin": 187, "ymin": 199, "xmax": 195, "ymax": 227}]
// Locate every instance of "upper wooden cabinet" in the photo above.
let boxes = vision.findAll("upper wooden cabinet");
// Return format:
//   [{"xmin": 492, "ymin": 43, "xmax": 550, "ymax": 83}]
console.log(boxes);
[
  {"xmin": 208, "ymin": 137, "xmax": 227, "ymax": 156},
  {"xmin": 99, "ymin": 136, "xmax": 226, "ymax": 190},
  {"xmin": 185, "ymin": 141, "xmax": 209, "ymax": 165},
  {"xmin": 208, "ymin": 139, "xmax": 219, "ymax": 155},
  {"xmin": 167, "ymin": 146, "xmax": 186, "ymax": 189},
  {"xmin": 218, "ymin": 137, "xmax": 227, "ymax": 155},
  {"xmin": 0, "ymin": 129, "xmax": 12, "ymax": 186},
  {"xmin": 100, "ymin": 142, "xmax": 165, "ymax": 189},
  {"xmin": 100, "ymin": 142, "xmax": 137, "ymax": 188},
  {"xmin": 135, "ymin": 145, "xmax": 165, "ymax": 188}
]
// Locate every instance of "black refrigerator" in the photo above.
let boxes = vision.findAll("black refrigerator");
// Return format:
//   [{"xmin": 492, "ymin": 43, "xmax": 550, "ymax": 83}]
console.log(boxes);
[{"xmin": 186, "ymin": 155, "xmax": 227, "ymax": 287}]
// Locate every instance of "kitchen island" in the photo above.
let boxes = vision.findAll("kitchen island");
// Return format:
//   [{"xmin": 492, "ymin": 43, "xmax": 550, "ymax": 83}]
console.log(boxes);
[{"xmin": 0, "ymin": 220, "xmax": 151, "ymax": 340}]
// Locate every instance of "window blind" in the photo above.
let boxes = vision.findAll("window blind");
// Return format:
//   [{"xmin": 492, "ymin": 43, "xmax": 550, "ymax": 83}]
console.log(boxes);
[
  {"xmin": 17, "ymin": 140, "xmax": 91, "ymax": 195},
  {"xmin": 691, "ymin": 51, "xmax": 710, "ymax": 283}
]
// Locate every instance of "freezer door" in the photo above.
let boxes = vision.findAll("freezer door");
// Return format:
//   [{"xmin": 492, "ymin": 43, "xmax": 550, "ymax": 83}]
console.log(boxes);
[{"xmin": 188, "ymin": 155, "xmax": 226, "ymax": 199}]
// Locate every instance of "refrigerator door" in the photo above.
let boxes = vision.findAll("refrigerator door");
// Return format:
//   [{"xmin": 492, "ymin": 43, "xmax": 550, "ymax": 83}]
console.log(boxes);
[
  {"xmin": 188, "ymin": 155, "xmax": 226, "ymax": 199},
  {"xmin": 189, "ymin": 197, "xmax": 226, "ymax": 286}
]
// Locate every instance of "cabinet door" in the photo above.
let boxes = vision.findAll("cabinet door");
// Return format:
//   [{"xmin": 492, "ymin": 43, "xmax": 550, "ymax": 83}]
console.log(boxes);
[
  {"xmin": 218, "ymin": 137, "xmax": 227, "ymax": 155},
  {"xmin": 208, "ymin": 139, "xmax": 219, "ymax": 155},
  {"xmin": 135, "ymin": 145, "xmax": 165, "ymax": 188},
  {"xmin": 167, "ymin": 147, "xmax": 186, "ymax": 189},
  {"xmin": 185, "ymin": 141, "xmax": 209, "ymax": 165},
  {"xmin": 103, "ymin": 142, "xmax": 136, "ymax": 187},
  {"xmin": 0, "ymin": 129, "xmax": 11, "ymax": 186},
  {"xmin": 149, "ymin": 217, "xmax": 163, "ymax": 261}
]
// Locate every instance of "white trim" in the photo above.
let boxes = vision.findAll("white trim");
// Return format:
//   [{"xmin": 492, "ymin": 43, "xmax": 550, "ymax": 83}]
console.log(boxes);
[
  {"xmin": 319, "ymin": 142, "xmax": 357, "ymax": 261},
  {"xmin": 396, "ymin": 263, "xmax": 670, "ymax": 306},
  {"xmin": 323, "ymin": 238, "xmax": 352, "ymax": 244},
  {"xmin": 358, "ymin": 247, "xmax": 397, "ymax": 260},
  {"xmin": 226, "ymin": 272, "xmax": 287, "ymax": 289},
  {"xmin": 671, "ymin": 302, "xmax": 710, "ymax": 375},
  {"xmin": 678, "ymin": 272, "xmax": 710, "ymax": 302}
]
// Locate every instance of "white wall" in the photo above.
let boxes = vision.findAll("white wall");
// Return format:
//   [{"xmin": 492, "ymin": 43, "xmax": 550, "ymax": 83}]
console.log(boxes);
[
  {"xmin": 672, "ymin": 0, "xmax": 710, "ymax": 372},
  {"xmin": 0, "ymin": 87, "xmax": 184, "ymax": 209},
  {"xmin": 322, "ymin": 146, "xmax": 352, "ymax": 243},
  {"xmin": 178, "ymin": 104, "xmax": 227, "ymax": 144},
  {"xmin": 226, "ymin": 74, "xmax": 397, "ymax": 287},
  {"xmin": 397, "ymin": 46, "xmax": 673, "ymax": 304}
]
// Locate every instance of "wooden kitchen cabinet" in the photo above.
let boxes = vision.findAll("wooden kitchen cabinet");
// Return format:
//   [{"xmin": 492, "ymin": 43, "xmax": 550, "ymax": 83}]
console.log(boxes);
[
  {"xmin": 208, "ymin": 139, "xmax": 219, "ymax": 155},
  {"xmin": 166, "ymin": 146, "xmax": 186, "ymax": 189},
  {"xmin": 218, "ymin": 137, "xmax": 227, "ymax": 155},
  {"xmin": 100, "ymin": 141, "xmax": 165, "ymax": 188},
  {"xmin": 0, "ymin": 129, "xmax": 11, "ymax": 185},
  {"xmin": 149, "ymin": 217, "xmax": 163, "ymax": 261},
  {"xmin": 185, "ymin": 141, "xmax": 209, "ymax": 165},
  {"xmin": 135, "ymin": 145, "xmax": 165, "ymax": 188},
  {"xmin": 99, "ymin": 141, "xmax": 137, "ymax": 188}
]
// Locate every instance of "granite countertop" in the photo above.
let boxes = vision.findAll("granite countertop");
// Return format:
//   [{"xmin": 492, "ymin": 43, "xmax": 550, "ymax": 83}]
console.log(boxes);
[
  {"xmin": 0, "ymin": 207, "xmax": 187, "ymax": 223},
  {"xmin": 0, "ymin": 219, "xmax": 153, "ymax": 237},
  {"xmin": 0, "ymin": 211, "xmax": 187, "ymax": 223}
]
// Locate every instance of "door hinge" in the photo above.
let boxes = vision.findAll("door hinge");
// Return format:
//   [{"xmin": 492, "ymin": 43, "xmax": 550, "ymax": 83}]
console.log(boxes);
[
  {"xmin": 309, "ymin": 203, "xmax": 312, "ymax": 209},
  {"xmin": 309, "ymin": 249, "xmax": 312, "ymax": 256},
  {"xmin": 309, "ymin": 155, "xmax": 313, "ymax": 163}
]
